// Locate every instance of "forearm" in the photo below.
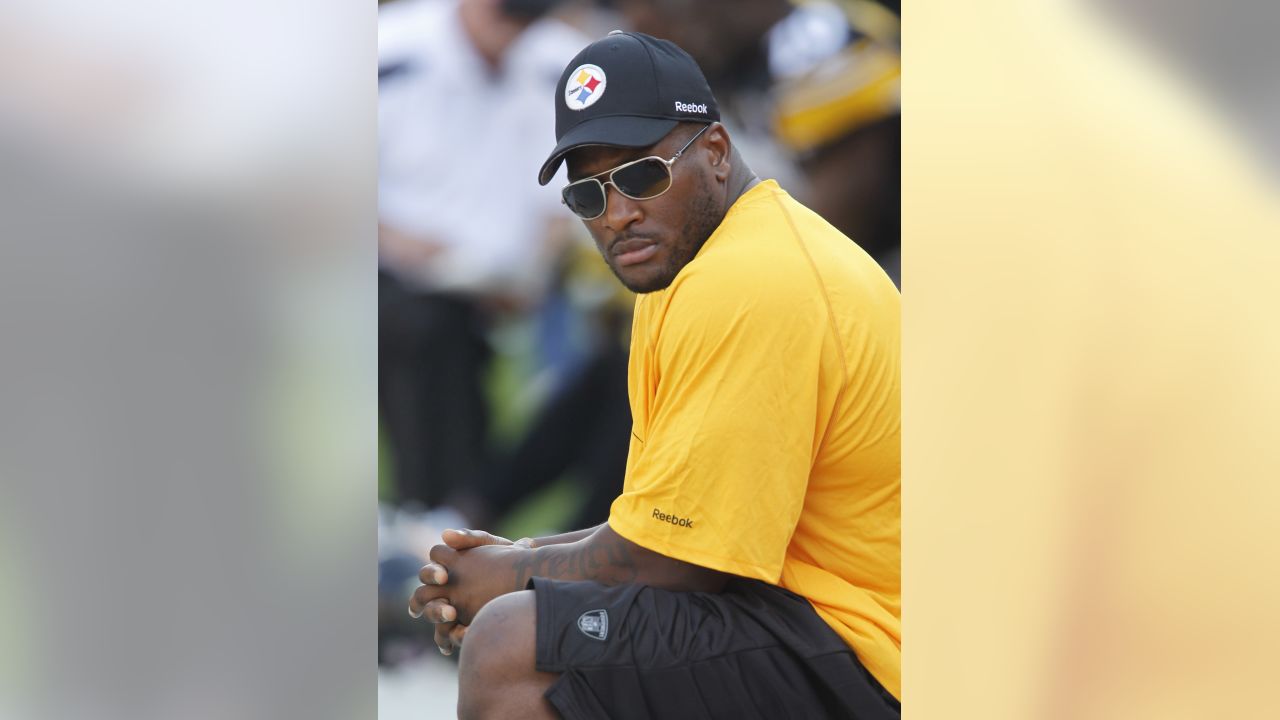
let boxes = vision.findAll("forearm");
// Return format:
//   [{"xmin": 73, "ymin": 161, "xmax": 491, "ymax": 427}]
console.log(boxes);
[
  {"xmin": 523, "ymin": 523, "xmax": 605, "ymax": 549},
  {"xmin": 508, "ymin": 523, "xmax": 727, "ymax": 594}
]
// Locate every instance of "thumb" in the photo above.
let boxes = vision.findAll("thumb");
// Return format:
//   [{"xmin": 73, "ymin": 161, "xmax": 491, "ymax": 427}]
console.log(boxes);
[{"xmin": 442, "ymin": 528, "xmax": 514, "ymax": 549}]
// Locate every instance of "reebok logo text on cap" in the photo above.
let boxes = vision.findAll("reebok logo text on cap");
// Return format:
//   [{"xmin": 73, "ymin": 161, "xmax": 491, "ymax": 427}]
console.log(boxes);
[
  {"xmin": 674, "ymin": 101, "xmax": 707, "ymax": 114},
  {"xmin": 564, "ymin": 64, "xmax": 607, "ymax": 111}
]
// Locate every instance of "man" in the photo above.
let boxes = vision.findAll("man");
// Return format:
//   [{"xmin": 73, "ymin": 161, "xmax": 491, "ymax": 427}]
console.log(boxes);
[{"xmin": 409, "ymin": 31, "xmax": 900, "ymax": 719}]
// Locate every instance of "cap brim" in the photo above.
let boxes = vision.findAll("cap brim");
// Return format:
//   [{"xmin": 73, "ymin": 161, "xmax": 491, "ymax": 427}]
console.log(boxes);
[{"xmin": 538, "ymin": 115, "xmax": 679, "ymax": 186}]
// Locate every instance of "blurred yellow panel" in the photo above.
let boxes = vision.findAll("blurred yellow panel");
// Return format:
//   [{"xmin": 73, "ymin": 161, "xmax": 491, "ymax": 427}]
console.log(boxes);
[{"xmin": 906, "ymin": 0, "xmax": 1280, "ymax": 717}]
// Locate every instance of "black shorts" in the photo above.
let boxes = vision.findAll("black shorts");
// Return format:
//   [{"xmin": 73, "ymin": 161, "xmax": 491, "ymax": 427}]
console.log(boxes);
[{"xmin": 529, "ymin": 576, "xmax": 900, "ymax": 720}]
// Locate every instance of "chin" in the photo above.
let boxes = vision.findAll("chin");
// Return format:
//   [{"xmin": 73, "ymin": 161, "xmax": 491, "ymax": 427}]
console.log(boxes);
[{"xmin": 614, "ymin": 265, "xmax": 675, "ymax": 294}]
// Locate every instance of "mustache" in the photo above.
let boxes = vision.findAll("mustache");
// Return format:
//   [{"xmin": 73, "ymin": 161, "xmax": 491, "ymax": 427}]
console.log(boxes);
[{"xmin": 608, "ymin": 232, "xmax": 661, "ymax": 253}]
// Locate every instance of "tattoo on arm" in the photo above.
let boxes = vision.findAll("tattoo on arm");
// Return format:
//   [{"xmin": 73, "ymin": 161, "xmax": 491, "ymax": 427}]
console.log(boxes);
[{"xmin": 510, "ymin": 529, "xmax": 640, "ymax": 591}]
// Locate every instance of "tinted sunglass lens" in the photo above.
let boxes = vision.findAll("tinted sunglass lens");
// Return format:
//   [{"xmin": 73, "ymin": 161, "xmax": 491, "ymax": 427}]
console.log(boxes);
[
  {"xmin": 563, "ymin": 182, "xmax": 606, "ymax": 219},
  {"xmin": 613, "ymin": 159, "xmax": 672, "ymax": 199}
]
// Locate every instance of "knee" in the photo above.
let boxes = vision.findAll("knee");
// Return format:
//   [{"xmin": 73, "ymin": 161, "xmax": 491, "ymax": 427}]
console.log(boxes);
[
  {"xmin": 458, "ymin": 590, "xmax": 538, "ymax": 717},
  {"xmin": 463, "ymin": 590, "xmax": 537, "ymax": 670}
]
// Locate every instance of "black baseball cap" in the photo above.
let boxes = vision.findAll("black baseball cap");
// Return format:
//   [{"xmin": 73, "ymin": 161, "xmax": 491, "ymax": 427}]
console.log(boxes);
[{"xmin": 537, "ymin": 31, "xmax": 719, "ymax": 186}]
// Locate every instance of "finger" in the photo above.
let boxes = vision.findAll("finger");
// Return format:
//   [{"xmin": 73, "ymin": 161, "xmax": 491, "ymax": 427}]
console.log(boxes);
[
  {"xmin": 408, "ymin": 583, "xmax": 446, "ymax": 618},
  {"xmin": 449, "ymin": 623, "xmax": 468, "ymax": 649},
  {"xmin": 417, "ymin": 562, "xmax": 448, "ymax": 586},
  {"xmin": 442, "ymin": 528, "xmax": 512, "ymax": 550},
  {"xmin": 427, "ymin": 543, "xmax": 458, "ymax": 565},
  {"xmin": 422, "ymin": 598, "xmax": 458, "ymax": 624},
  {"xmin": 434, "ymin": 622, "xmax": 457, "ymax": 655},
  {"xmin": 436, "ymin": 622, "xmax": 468, "ymax": 655},
  {"xmin": 437, "ymin": 620, "xmax": 458, "ymax": 653}
]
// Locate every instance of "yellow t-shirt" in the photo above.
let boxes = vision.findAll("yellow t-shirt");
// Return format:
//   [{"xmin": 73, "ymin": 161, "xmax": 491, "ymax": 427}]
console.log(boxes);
[{"xmin": 608, "ymin": 179, "xmax": 902, "ymax": 698}]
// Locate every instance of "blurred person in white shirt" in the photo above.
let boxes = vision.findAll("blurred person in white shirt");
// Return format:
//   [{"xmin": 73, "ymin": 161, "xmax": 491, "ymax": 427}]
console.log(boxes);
[{"xmin": 378, "ymin": 0, "xmax": 585, "ymax": 514}]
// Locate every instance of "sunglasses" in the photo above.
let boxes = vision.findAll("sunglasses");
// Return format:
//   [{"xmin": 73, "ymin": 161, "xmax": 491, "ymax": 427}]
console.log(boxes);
[{"xmin": 561, "ymin": 123, "xmax": 712, "ymax": 220}]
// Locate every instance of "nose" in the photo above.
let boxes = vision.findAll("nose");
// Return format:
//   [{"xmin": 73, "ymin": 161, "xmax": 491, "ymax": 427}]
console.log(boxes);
[{"xmin": 599, "ymin": 182, "xmax": 643, "ymax": 232}]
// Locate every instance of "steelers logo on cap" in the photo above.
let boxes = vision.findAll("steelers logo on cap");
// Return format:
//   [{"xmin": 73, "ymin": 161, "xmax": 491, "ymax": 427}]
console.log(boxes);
[{"xmin": 564, "ymin": 64, "xmax": 607, "ymax": 111}]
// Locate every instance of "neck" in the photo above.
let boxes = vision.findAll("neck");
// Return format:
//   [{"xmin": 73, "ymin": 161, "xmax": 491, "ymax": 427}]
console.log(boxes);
[{"xmin": 725, "ymin": 145, "xmax": 761, "ymax": 207}]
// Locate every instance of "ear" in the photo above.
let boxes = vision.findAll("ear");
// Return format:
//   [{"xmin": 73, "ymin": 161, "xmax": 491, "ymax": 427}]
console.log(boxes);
[{"xmin": 703, "ymin": 123, "xmax": 732, "ymax": 182}]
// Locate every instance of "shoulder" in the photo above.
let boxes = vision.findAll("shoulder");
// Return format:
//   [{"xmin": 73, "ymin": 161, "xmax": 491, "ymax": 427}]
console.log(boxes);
[
  {"xmin": 654, "ymin": 245, "xmax": 826, "ymax": 347},
  {"xmin": 378, "ymin": 0, "xmax": 448, "ymax": 65},
  {"xmin": 672, "ymin": 186, "xmax": 826, "ymax": 313},
  {"xmin": 504, "ymin": 18, "xmax": 589, "ymax": 90},
  {"xmin": 650, "ymin": 183, "xmax": 897, "ymax": 343},
  {"xmin": 513, "ymin": 17, "xmax": 589, "ymax": 64}
]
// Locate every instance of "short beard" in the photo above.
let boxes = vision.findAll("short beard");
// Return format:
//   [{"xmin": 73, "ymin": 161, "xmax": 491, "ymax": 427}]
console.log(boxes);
[{"xmin": 614, "ymin": 174, "xmax": 723, "ymax": 294}]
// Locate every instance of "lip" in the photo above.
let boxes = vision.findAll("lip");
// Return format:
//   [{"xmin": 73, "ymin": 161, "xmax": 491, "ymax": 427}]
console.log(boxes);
[{"xmin": 612, "ymin": 239, "xmax": 660, "ymax": 267}]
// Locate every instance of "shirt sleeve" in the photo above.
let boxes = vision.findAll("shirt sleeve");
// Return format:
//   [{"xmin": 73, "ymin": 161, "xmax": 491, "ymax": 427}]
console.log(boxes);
[{"xmin": 608, "ymin": 260, "xmax": 831, "ymax": 582}]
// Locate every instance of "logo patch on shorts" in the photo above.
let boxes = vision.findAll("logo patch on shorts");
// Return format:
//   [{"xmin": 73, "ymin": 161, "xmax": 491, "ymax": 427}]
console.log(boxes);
[{"xmin": 577, "ymin": 609, "xmax": 609, "ymax": 641}]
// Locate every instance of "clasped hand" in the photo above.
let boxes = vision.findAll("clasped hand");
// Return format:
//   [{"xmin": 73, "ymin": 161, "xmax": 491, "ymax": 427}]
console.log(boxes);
[{"xmin": 407, "ymin": 528, "xmax": 530, "ymax": 655}]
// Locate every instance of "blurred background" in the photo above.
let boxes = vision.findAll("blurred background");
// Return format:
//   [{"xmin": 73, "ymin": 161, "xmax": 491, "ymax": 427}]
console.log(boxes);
[
  {"xmin": 373, "ymin": 0, "xmax": 901, "ymax": 710},
  {"xmin": 4, "ymin": 0, "xmax": 1280, "ymax": 717}
]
